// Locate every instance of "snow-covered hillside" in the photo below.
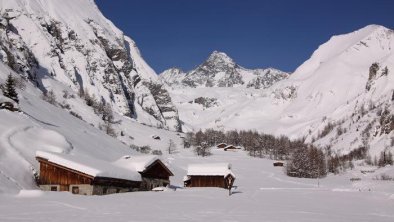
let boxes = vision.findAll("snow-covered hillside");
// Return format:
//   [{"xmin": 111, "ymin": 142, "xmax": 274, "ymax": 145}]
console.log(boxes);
[
  {"xmin": 160, "ymin": 51, "xmax": 289, "ymax": 89},
  {"xmin": 167, "ymin": 25, "xmax": 394, "ymax": 158},
  {"xmin": 0, "ymin": 0, "xmax": 181, "ymax": 131},
  {"xmin": 0, "ymin": 60, "xmax": 183, "ymax": 194}
]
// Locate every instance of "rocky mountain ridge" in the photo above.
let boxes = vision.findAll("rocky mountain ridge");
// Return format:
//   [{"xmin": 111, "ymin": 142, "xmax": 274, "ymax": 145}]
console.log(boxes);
[{"xmin": 160, "ymin": 51, "xmax": 289, "ymax": 89}]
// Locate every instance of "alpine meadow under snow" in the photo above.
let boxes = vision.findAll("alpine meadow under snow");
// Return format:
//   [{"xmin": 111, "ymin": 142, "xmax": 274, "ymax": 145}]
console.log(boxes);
[{"xmin": 0, "ymin": 0, "xmax": 393, "ymax": 221}]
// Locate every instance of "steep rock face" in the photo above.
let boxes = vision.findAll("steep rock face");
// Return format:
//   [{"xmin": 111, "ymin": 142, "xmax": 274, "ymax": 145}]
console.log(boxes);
[
  {"xmin": 0, "ymin": 0, "xmax": 181, "ymax": 131},
  {"xmin": 0, "ymin": 10, "xmax": 38, "ymax": 81},
  {"xmin": 160, "ymin": 51, "xmax": 289, "ymax": 89}
]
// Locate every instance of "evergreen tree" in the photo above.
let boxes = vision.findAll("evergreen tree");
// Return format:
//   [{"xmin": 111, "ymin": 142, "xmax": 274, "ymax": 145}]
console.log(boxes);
[
  {"xmin": 2, "ymin": 73, "xmax": 19, "ymax": 103},
  {"xmin": 381, "ymin": 66, "xmax": 389, "ymax": 76},
  {"xmin": 392, "ymin": 90, "xmax": 394, "ymax": 101}
]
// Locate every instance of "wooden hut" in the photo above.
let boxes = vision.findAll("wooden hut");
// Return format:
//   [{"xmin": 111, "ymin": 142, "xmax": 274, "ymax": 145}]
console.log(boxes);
[
  {"xmin": 184, "ymin": 163, "xmax": 235, "ymax": 189},
  {"xmin": 0, "ymin": 96, "xmax": 19, "ymax": 112},
  {"xmin": 216, "ymin": 143, "xmax": 227, "ymax": 149},
  {"xmin": 36, "ymin": 151, "xmax": 142, "ymax": 195},
  {"xmin": 114, "ymin": 155, "xmax": 174, "ymax": 191},
  {"xmin": 224, "ymin": 145, "xmax": 237, "ymax": 151},
  {"xmin": 273, "ymin": 162, "xmax": 284, "ymax": 167}
]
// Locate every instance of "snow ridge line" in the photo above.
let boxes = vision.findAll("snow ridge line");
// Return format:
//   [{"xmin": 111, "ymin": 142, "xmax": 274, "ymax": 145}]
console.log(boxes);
[
  {"xmin": 0, "ymin": 169, "xmax": 23, "ymax": 189},
  {"xmin": 0, "ymin": 126, "xmax": 36, "ymax": 166},
  {"xmin": 22, "ymin": 112, "xmax": 59, "ymax": 128}
]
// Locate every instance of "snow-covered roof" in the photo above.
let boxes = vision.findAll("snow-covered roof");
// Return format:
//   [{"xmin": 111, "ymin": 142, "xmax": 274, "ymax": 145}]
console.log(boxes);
[
  {"xmin": 36, "ymin": 151, "xmax": 141, "ymax": 181},
  {"xmin": 0, "ymin": 95, "xmax": 17, "ymax": 106},
  {"xmin": 113, "ymin": 155, "xmax": 159, "ymax": 172},
  {"xmin": 187, "ymin": 163, "xmax": 235, "ymax": 178}
]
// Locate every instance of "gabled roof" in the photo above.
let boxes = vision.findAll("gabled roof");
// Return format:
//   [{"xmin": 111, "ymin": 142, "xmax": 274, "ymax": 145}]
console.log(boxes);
[
  {"xmin": 187, "ymin": 163, "xmax": 235, "ymax": 178},
  {"xmin": 36, "ymin": 151, "xmax": 142, "ymax": 181},
  {"xmin": 114, "ymin": 155, "xmax": 158, "ymax": 172},
  {"xmin": 114, "ymin": 155, "xmax": 174, "ymax": 176}
]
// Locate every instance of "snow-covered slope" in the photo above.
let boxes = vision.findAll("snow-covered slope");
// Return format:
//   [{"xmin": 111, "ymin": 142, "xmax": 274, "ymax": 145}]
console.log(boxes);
[
  {"xmin": 159, "ymin": 51, "xmax": 289, "ymax": 89},
  {"xmin": 168, "ymin": 25, "xmax": 394, "ymax": 158},
  {"xmin": 0, "ymin": 60, "xmax": 183, "ymax": 194},
  {"xmin": 0, "ymin": 0, "xmax": 181, "ymax": 131},
  {"xmin": 273, "ymin": 25, "xmax": 394, "ymax": 155}
]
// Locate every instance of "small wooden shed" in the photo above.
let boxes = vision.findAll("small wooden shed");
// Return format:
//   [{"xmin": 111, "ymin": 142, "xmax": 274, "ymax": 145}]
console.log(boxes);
[
  {"xmin": 224, "ymin": 145, "xmax": 237, "ymax": 151},
  {"xmin": 36, "ymin": 151, "xmax": 142, "ymax": 195},
  {"xmin": 184, "ymin": 163, "xmax": 235, "ymax": 189},
  {"xmin": 273, "ymin": 162, "xmax": 284, "ymax": 167},
  {"xmin": 216, "ymin": 143, "xmax": 227, "ymax": 149}
]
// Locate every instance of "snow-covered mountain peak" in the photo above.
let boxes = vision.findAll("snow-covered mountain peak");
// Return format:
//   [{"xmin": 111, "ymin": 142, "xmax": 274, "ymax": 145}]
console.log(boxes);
[
  {"xmin": 205, "ymin": 51, "xmax": 236, "ymax": 67},
  {"xmin": 160, "ymin": 51, "xmax": 288, "ymax": 88}
]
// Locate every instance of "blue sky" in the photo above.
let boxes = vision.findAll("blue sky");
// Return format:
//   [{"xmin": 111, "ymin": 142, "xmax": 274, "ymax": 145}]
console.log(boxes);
[{"xmin": 95, "ymin": 0, "xmax": 394, "ymax": 73}]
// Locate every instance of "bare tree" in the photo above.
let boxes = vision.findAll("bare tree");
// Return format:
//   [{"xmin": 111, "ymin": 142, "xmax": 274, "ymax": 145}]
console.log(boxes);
[
  {"xmin": 42, "ymin": 90, "xmax": 57, "ymax": 105},
  {"xmin": 167, "ymin": 139, "xmax": 177, "ymax": 154},
  {"xmin": 100, "ymin": 121, "xmax": 116, "ymax": 137},
  {"xmin": 194, "ymin": 142, "xmax": 211, "ymax": 157}
]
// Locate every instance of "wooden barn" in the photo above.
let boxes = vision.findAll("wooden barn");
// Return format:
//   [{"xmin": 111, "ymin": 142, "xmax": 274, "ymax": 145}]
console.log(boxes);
[
  {"xmin": 114, "ymin": 155, "xmax": 174, "ymax": 191},
  {"xmin": 184, "ymin": 163, "xmax": 235, "ymax": 189},
  {"xmin": 36, "ymin": 151, "xmax": 142, "ymax": 195},
  {"xmin": 216, "ymin": 143, "xmax": 227, "ymax": 149}
]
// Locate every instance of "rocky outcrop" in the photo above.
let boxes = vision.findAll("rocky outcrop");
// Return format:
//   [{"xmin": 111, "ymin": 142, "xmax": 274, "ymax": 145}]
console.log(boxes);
[
  {"xmin": 246, "ymin": 69, "xmax": 289, "ymax": 89},
  {"xmin": 0, "ymin": 10, "xmax": 39, "ymax": 81}
]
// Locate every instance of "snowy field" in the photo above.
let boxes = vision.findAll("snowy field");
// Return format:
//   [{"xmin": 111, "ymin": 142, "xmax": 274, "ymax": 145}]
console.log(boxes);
[{"xmin": 1, "ymin": 149, "xmax": 393, "ymax": 222}]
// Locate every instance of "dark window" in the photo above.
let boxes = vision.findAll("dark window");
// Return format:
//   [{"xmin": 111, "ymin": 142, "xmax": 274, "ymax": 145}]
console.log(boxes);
[
  {"xmin": 50, "ymin": 186, "xmax": 57, "ymax": 191},
  {"xmin": 72, "ymin": 186, "xmax": 79, "ymax": 194}
]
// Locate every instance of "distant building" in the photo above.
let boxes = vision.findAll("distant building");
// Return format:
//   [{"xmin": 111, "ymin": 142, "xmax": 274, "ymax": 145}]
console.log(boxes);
[
  {"xmin": 0, "ymin": 95, "xmax": 19, "ymax": 112},
  {"xmin": 184, "ymin": 163, "xmax": 235, "ymax": 189},
  {"xmin": 151, "ymin": 135, "xmax": 161, "ymax": 140},
  {"xmin": 224, "ymin": 145, "xmax": 237, "ymax": 151},
  {"xmin": 273, "ymin": 162, "xmax": 284, "ymax": 167},
  {"xmin": 36, "ymin": 151, "xmax": 174, "ymax": 195},
  {"xmin": 216, "ymin": 143, "xmax": 227, "ymax": 149}
]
